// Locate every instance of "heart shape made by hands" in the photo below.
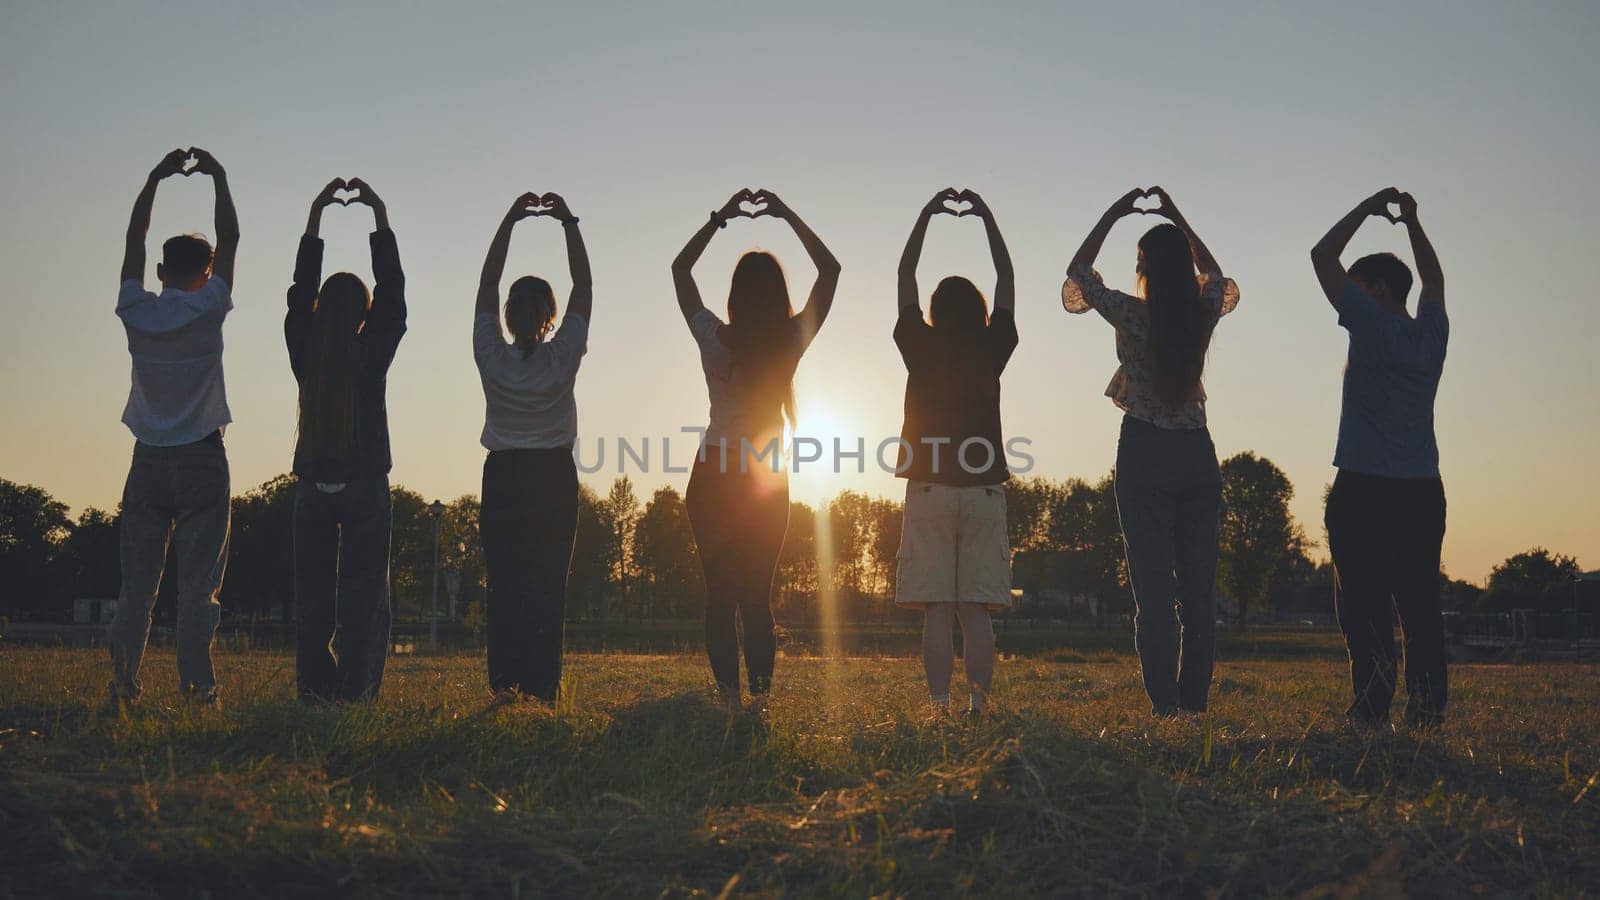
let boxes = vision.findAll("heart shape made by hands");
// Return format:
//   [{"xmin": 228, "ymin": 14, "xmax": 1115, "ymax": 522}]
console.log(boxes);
[
  {"xmin": 1382, "ymin": 201, "xmax": 1404, "ymax": 223},
  {"xmin": 739, "ymin": 196, "xmax": 770, "ymax": 217},
  {"xmin": 1132, "ymin": 191, "xmax": 1163, "ymax": 214},
  {"xmin": 180, "ymin": 154, "xmax": 200, "ymax": 176},
  {"xmin": 333, "ymin": 186, "xmax": 361, "ymax": 206},
  {"xmin": 943, "ymin": 197, "xmax": 975, "ymax": 216}
]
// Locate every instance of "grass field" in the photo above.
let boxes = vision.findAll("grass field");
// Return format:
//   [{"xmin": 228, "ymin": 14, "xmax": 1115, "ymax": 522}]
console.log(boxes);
[{"xmin": 1, "ymin": 648, "xmax": 1597, "ymax": 898}]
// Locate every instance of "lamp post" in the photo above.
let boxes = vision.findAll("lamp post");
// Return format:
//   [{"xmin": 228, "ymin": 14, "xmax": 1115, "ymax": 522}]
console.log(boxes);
[{"xmin": 428, "ymin": 499, "xmax": 445, "ymax": 652}]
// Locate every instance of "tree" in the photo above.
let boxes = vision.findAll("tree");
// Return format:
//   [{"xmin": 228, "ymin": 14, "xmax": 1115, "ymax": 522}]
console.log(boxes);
[
  {"xmin": 224, "ymin": 474, "xmax": 296, "ymax": 621},
  {"xmin": 632, "ymin": 487, "xmax": 701, "ymax": 621},
  {"xmin": 595, "ymin": 477, "xmax": 641, "ymax": 619},
  {"xmin": 1046, "ymin": 475, "xmax": 1126, "ymax": 622},
  {"xmin": 1483, "ymin": 548, "xmax": 1581, "ymax": 614},
  {"xmin": 775, "ymin": 501, "xmax": 818, "ymax": 619},
  {"xmin": 389, "ymin": 485, "xmax": 434, "ymax": 624},
  {"xmin": 438, "ymin": 494, "xmax": 485, "ymax": 621},
  {"xmin": 0, "ymin": 478, "xmax": 72, "ymax": 619},
  {"xmin": 1218, "ymin": 452, "xmax": 1303, "ymax": 629},
  {"xmin": 568, "ymin": 484, "xmax": 611, "ymax": 620},
  {"xmin": 53, "ymin": 507, "xmax": 121, "ymax": 618}
]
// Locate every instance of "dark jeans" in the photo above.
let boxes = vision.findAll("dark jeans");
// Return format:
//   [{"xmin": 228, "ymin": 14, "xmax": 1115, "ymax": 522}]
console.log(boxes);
[
  {"xmin": 686, "ymin": 455, "xmax": 789, "ymax": 696},
  {"xmin": 480, "ymin": 448, "xmax": 579, "ymax": 700},
  {"xmin": 1325, "ymin": 470, "xmax": 1448, "ymax": 727},
  {"xmin": 109, "ymin": 433, "xmax": 231, "ymax": 700},
  {"xmin": 1114, "ymin": 415, "xmax": 1222, "ymax": 715},
  {"xmin": 294, "ymin": 475, "xmax": 393, "ymax": 702}
]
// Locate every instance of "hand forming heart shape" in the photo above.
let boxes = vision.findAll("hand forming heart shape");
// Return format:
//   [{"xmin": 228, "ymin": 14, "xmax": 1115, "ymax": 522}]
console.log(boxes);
[
  {"xmin": 738, "ymin": 196, "xmax": 770, "ymax": 217},
  {"xmin": 332, "ymin": 185, "xmax": 360, "ymax": 206},
  {"xmin": 1132, "ymin": 189, "xmax": 1163, "ymax": 214},
  {"xmin": 943, "ymin": 197, "xmax": 975, "ymax": 216},
  {"xmin": 179, "ymin": 153, "xmax": 200, "ymax": 176}
]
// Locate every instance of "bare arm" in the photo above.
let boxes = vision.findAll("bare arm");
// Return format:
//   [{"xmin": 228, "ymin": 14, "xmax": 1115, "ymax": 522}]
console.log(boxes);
[
  {"xmin": 899, "ymin": 189, "xmax": 957, "ymax": 312},
  {"xmin": 1311, "ymin": 187, "xmax": 1401, "ymax": 311},
  {"xmin": 671, "ymin": 189, "xmax": 752, "ymax": 324},
  {"xmin": 478, "ymin": 192, "xmax": 537, "ymax": 318},
  {"xmin": 1148, "ymin": 186, "xmax": 1221, "ymax": 277},
  {"xmin": 539, "ymin": 192, "xmax": 592, "ymax": 323},
  {"xmin": 962, "ymin": 189, "xmax": 1014, "ymax": 313},
  {"xmin": 1068, "ymin": 188, "xmax": 1143, "ymax": 276},
  {"xmin": 121, "ymin": 149, "xmax": 188, "ymax": 284},
  {"xmin": 188, "ymin": 149, "xmax": 239, "ymax": 286},
  {"xmin": 1398, "ymin": 193, "xmax": 1444, "ymax": 311},
  {"xmin": 758, "ymin": 189, "xmax": 841, "ymax": 339}
]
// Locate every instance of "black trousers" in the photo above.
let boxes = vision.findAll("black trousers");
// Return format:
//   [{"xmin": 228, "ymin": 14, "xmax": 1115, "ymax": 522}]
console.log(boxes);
[
  {"xmin": 1325, "ymin": 469, "xmax": 1448, "ymax": 726},
  {"xmin": 480, "ymin": 448, "xmax": 579, "ymax": 700},
  {"xmin": 686, "ymin": 455, "xmax": 789, "ymax": 696},
  {"xmin": 1113, "ymin": 415, "xmax": 1222, "ymax": 715},
  {"xmin": 294, "ymin": 475, "xmax": 393, "ymax": 702}
]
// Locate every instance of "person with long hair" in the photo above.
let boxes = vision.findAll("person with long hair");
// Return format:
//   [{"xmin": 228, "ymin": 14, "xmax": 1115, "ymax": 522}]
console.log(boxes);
[
  {"xmin": 286, "ymin": 177, "xmax": 406, "ymax": 703},
  {"xmin": 1311, "ymin": 188, "xmax": 1449, "ymax": 729},
  {"xmin": 473, "ymin": 190, "xmax": 592, "ymax": 703},
  {"xmin": 109, "ymin": 147, "xmax": 239, "ymax": 710},
  {"xmin": 893, "ymin": 188, "xmax": 1018, "ymax": 718},
  {"xmin": 1063, "ymin": 187, "xmax": 1240, "ymax": 717},
  {"xmin": 671, "ymin": 188, "xmax": 840, "ymax": 705}
]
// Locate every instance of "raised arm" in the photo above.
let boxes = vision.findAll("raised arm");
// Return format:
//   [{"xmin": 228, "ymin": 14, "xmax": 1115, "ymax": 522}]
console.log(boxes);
[
  {"xmin": 538, "ymin": 192, "xmax": 592, "ymax": 323},
  {"xmin": 188, "ymin": 148, "xmax": 239, "ymax": 286},
  {"xmin": 346, "ymin": 179, "xmax": 406, "ymax": 359},
  {"xmin": 899, "ymin": 189, "xmax": 958, "ymax": 311},
  {"xmin": 286, "ymin": 181, "xmax": 341, "ymax": 377},
  {"xmin": 671, "ymin": 189, "xmax": 753, "ymax": 324},
  {"xmin": 756, "ymin": 189, "xmax": 841, "ymax": 339},
  {"xmin": 121, "ymin": 149, "xmax": 188, "ymax": 284},
  {"xmin": 1311, "ymin": 187, "xmax": 1401, "ymax": 311},
  {"xmin": 961, "ymin": 189, "xmax": 1014, "ymax": 313},
  {"xmin": 477, "ymin": 192, "xmax": 539, "ymax": 318},
  {"xmin": 1068, "ymin": 188, "xmax": 1144, "ymax": 275},
  {"xmin": 1398, "ymin": 192, "xmax": 1444, "ymax": 311},
  {"xmin": 1148, "ymin": 186, "xmax": 1221, "ymax": 277}
]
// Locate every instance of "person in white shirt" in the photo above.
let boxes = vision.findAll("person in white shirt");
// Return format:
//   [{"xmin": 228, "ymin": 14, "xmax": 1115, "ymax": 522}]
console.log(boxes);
[
  {"xmin": 107, "ymin": 148, "xmax": 240, "ymax": 710},
  {"xmin": 474, "ymin": 191, "xmax": 592, "ymax": 703}
]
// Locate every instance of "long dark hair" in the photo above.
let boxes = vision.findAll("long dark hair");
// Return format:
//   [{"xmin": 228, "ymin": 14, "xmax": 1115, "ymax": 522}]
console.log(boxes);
[
  {"xmin": 1136, "ymin": 224, "xmax": 1215, "ymax": 409},
  {"xmin": 726, "ymin": 251, "xmax": 799, "ymax": 430},
  {"xmin": 297, "ymin": 272, "xmax": 370, "ymax": 459},
  {"xmin": 505, "ymin": 275, "xmax": 557, "ymax": 359},
  {"xmin": 928, "ymin": 276, "xmax": 989, "ymax": 336}
]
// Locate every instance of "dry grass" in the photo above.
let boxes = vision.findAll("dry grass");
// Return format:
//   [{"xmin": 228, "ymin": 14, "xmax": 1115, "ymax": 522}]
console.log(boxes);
[{"xmin": 1, "ymin": 647, "xmax": 1596, "ymax": 898}]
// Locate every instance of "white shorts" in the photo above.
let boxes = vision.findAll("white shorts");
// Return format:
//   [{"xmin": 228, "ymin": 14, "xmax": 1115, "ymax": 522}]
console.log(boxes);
[{"xmin": 894, "ymin": 480, "xmax": 1013, "ymax": 609}]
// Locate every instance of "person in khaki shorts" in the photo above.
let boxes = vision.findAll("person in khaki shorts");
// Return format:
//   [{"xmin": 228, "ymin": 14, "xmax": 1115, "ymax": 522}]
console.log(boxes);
[{"xmin": 892, "ymin": 188, "xmax": 1018, "ymax": 717}]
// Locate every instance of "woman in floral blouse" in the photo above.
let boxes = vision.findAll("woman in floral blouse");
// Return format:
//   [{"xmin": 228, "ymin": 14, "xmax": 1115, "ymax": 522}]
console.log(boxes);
[{"xmin": 1062, "ymin": 186, "xmax": 1239, "ymax": 717}]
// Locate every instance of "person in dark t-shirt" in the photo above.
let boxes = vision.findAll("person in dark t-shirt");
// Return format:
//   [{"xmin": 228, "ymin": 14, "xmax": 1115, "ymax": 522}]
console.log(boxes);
[{"xmin": 892, "ymin": 188, "xmax": 1017, "ymax": 717}]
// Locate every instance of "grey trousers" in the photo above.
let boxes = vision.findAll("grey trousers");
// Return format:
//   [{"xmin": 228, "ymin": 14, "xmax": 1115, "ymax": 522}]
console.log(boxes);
[
  {"xmin": 108, "ymin": 434, "xmax": 231, "ymax": 700},
  {"xmin": 1113, "ymin": 415, "xmax": 1221, "ymax": 715}
]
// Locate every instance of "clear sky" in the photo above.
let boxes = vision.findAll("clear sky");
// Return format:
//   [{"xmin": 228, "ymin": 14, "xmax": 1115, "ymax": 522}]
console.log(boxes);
[{"xmin": 2, "ymin": 0, "xmax": 1595, "ymax": 582}]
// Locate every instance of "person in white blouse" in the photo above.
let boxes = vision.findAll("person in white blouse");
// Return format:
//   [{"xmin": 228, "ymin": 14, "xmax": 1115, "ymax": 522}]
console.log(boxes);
[
  {"xmin": 671, "ymin": 188, "xmax": 840, "ymax": 707},
  {"xmin": 473, "ymin": 191, "xmax": 592, "ymax": 703},
  {"xmin": 1062, "ymin": 187, "xmax": 1239, "ymax": 718},
  {"xmin": 108, "ymin": 148, "xmax": 239, "ymax": 711}
]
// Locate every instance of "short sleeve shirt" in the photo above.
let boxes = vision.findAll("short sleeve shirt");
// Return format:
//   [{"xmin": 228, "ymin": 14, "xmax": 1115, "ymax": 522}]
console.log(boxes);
[
  {"xmin": 893, "ymin": 306, "xmax": 1019, "ymax": 485},
  {"xmin": 1333, "ymin": 280, "xmax": 1448, "ymax": 478},
  {"xmin": 117, "ymin": 276, "xmax": 233, "ymax": 446},
  {"xmin": 474, "ymin": 311, "xmax": 588, "ymax": 450}
]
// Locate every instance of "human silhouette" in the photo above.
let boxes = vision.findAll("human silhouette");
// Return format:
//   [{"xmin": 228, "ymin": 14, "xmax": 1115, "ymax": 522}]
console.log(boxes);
[
  {"xmin": 1311, "ymin": 187, "xmax": 1449, "ymax": 729},
  {"xmin": 108, "ymin": 147, "xmax": 239, "ymax": 710},
  {"xmin": 473, "ymin": 191, "xmax": 592, "ymax": 703},
  {"xmin": 671, "ymin": 188, "xmax": 841, "ymax": 705},
  {"xmin": 1063, "ymin": 187, "xmax": 1240, "ymax": 717},
  {"xmin": 893, "ymin": 188, "xmax": 1018, "ymax": 717},
  {"xmin": 286, "ymin": 178, "xmax": 406, "ymax": 703}
]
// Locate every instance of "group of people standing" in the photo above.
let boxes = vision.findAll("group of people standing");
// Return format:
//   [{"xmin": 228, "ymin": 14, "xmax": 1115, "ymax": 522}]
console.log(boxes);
[{"xmin": 108, "ymin": 148, "xmax": 1450, "ymax": 730}]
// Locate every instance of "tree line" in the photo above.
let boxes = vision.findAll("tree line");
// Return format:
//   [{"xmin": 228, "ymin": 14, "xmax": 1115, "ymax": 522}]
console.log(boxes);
[{"xmin": 0, "ymin": 452, "xmax": 1584, "ymax": 630}]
